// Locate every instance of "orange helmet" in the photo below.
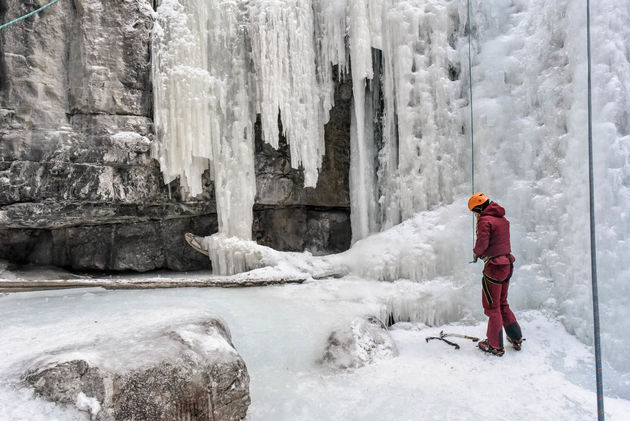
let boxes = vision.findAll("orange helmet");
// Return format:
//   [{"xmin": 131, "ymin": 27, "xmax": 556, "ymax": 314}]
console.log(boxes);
[{"xmin": 468, "ymin": 192, "xmax": 489, "ymax": 212}]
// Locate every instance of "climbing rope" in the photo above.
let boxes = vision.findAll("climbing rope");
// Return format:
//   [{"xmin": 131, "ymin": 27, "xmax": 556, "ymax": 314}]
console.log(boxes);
[
  {"xmin": 0, "ymin": 0, "xmax": 63, "ymax": 30},
  {"xmin": 586, "ymin": 1, "xmax": 605, "ymax": 419},
  {"xmin": 467, "ymin": 0, "xmax": 475, "ymax": 195},
  {"xmin": 467, "ymin": 0, "xmax": 476, "ymax": 247}
]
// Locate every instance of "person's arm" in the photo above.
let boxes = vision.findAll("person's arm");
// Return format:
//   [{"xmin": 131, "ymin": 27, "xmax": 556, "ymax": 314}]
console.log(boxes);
[{"xmin": 473, "ymin": 218, "xmax": 491, "ymax": 258}]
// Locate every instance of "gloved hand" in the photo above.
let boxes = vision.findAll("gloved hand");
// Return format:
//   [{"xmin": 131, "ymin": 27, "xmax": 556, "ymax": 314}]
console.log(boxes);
[{"xmin": 470, "ymin": 253, "xmax": 478, "ymax": 264}]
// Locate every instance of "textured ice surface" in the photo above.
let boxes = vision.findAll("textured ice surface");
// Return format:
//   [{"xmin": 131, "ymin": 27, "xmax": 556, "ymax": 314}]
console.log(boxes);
[
  {"xmin": 460, "ymin": 0, "xmax": 630, "ymax": 376},
  {"xmin": 199, "ymin": 197, "xmax": 630, "ymax": 393}
]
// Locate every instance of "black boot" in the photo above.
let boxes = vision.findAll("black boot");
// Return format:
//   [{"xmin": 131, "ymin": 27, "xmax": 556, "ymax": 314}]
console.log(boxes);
[{"xmin": 505, "ymin": 322, "xmax": 523, "ymax": 350}]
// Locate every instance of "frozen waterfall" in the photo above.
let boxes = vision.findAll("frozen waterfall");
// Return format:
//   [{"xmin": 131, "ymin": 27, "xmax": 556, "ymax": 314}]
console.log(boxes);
[
  {"xmin": 152, "ymin": 0, "xmax": 256, "ymax": 239},
  {"xmin": 152, "ymin": 0, "xmax": 630, "ymax": 380},
  {"xmin": 152, "ymin": 0, "xmax": 468, "ymax": 241}
]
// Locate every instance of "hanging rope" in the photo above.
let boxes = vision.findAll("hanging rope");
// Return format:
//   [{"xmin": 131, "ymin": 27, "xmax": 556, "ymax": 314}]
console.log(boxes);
[
  {"xmin": 467, "ymin": 0, "xmax": 476, "ymax": 247},
  {"xmin": 586, "ymin": 1, "xmax": 605, "ymax": 419},
  {"xmin": 0, "ymin": 0, "xmax": 63, "ymax": 30},
  {"xmin": 467, "ymin": 0, "xmax": 475, "ymax": 195}
]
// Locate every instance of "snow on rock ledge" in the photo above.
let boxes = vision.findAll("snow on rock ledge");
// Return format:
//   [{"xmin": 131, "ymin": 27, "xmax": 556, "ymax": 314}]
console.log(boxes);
[
  {"xmin": 23, "ymin": 319, "xmax": 250, "ymax": 421},
  {"xmin": 321, "ymin": 315, "xmax": 398, "ymax": 370}
]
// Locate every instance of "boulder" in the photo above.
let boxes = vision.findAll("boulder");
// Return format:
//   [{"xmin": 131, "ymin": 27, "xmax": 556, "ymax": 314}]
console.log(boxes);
[
  {"xmin": 24, "ymin": 319, "xmax": 250, "ymax": 421},
  {"xmin": 321, "ymin": 315, "xmax": 399, "ymax": 370}
]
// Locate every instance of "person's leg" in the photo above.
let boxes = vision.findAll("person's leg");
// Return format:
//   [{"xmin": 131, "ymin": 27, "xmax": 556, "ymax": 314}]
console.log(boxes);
[
  {"xmin": 481, "ymin": 275, "xmax": 504, "ymax": 349},
  {"xmin": 499, "ymin": 279, "xmax": 522, "ymax": 343},
  {"xmin": 499, "ymin": 282, "xmax": 518, "ymax": 327}
]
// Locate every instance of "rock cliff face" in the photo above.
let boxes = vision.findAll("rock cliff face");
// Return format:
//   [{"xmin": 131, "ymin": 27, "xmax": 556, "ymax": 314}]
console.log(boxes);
[{"xmin": 0, "ymin": 0, "xmax": 351, "ymax": 271}]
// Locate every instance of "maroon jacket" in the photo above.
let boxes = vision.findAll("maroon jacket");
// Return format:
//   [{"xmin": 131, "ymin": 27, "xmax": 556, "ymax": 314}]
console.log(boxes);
[{"xmin": 474, "ymin": 202, "xmax": 511, "ymax": 258}]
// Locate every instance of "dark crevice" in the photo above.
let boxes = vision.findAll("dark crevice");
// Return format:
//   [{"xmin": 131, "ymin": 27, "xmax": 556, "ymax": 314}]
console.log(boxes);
[
  {"xmin": 448, "ymin": 64, "xmax": 460, "ymax": 81},
  {"xmin": 253, "ymin": 203, "xmax": 350, "ymax": 211},
  {"xmin": 68, "ymin": 111, "xmax": 151, "ymax": 118}
]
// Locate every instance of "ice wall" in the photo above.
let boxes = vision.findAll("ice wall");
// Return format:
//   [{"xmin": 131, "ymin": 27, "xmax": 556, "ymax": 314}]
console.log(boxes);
[
  {"xmin": 347, "ymin": 0, "xmax": 630, "ymax": 378},
  {"xmin": 152, "ymin": 0, "xmax": 630, "ymax": 379},
  {"xmin": 349, "ymin": 1, "xmax": 467, "ymax": 240},
  {"xmin": 458, "ymin": 0, "xmax": 630, "ymax": 377}
]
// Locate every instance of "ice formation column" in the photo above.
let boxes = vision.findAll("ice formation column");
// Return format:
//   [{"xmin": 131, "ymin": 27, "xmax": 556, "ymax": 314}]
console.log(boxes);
[
  {"xmin": 152, "ymin": 0, "xmax": 256, "ymax": 240},
  {"xmin": 348, "ymin": 0, "xmax": 382, "ymax": 242}
]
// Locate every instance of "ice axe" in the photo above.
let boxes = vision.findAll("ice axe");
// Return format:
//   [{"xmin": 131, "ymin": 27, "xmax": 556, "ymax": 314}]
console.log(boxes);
[
  {"xmin": 441, "ymin": 332, "xmax": 479, "ymax": 342},
  {"xmin": 425, "ymin": 330, "xmax": 480, "ymax": 349}
]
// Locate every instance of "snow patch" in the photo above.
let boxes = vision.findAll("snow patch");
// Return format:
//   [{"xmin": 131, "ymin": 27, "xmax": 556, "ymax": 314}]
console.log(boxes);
[{"xmin": 75, "ymin": 392, "xmax": 101, "ymax": 417}]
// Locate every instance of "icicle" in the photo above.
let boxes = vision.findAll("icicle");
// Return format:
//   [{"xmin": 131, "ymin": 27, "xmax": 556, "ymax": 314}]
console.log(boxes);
[
  {"xmin": 349, "ymin": 88, "xmax": 380, "ymax": 242},
  {"xmin": 313, "ymin": 0, "xmax": 350, "ymax": 121},
  {"xmin": 152, "ymin": 0, "xmax": 214, "ymax": 197},
  {"xmin": 347, "ymin": 0, "xmax": 382, "ymax": 242}
]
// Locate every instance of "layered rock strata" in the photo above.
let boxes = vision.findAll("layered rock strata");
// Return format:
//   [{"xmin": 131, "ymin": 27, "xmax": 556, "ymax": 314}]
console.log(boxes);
[{"xmin": 0, "ymin": 0, "xmax": 351, "ymax": 271}]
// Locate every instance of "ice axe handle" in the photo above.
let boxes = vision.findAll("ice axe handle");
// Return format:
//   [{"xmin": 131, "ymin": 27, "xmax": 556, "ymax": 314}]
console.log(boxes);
[{"xmin": 425, "ymin": 336, "xmax": 460, "ymax": 350}]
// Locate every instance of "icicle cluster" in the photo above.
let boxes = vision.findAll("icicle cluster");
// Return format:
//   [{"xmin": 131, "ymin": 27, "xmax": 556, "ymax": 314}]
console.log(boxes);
[
  {"xmin": 249, "ymin": 0, "xmax": 325, "ymax": 187},
  {"xmin": 152, "ymin": 0, "xmax": 255, "ymax": 239},
  {"xmin": 153, "ymin": 0, "xmax": 467, "ymax": 244}
]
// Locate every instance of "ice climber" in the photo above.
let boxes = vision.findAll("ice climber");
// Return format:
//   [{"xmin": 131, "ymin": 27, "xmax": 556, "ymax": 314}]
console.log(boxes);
[{"xmin": 469, "ymin": 193, "xmax": 523, "ymax": 356}]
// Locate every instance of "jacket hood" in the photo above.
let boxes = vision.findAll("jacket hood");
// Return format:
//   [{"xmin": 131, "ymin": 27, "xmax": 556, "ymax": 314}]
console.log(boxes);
[{"xmin": 481, "ymin": 202, "xmax": 505, "ymax": 217}]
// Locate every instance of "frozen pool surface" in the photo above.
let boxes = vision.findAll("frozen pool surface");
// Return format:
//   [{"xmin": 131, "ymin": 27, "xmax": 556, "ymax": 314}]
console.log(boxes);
[{"xmin": 1, "ymin": 279, "xmax": 629, "ymax": 420}]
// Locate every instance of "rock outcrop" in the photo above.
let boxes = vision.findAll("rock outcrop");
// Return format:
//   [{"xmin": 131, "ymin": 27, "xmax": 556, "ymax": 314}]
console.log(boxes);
[
  {"xmin": 0, "ymin": 0, "xmax": 351, "ymax": 271},
  {"xmin": 321, "ymin": 315, "xmax": 399, "ymax": 370},
  {"xmin": 24, "ymin": 319, "xmax": 250, "ymax": 421}
]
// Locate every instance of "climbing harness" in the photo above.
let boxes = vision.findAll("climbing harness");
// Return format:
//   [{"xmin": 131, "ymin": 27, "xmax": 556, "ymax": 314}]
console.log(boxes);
[
  {"xmin": 0, "ymin": 0, "xmax": 63, "ymax": 30},
  {"xmin": 586, "ymin": 1, "xmax": 604, "ymax": 419}
]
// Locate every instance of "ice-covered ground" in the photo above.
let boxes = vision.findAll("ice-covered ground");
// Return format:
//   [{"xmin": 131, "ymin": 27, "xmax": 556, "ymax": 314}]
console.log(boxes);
[{"xmin": 1, "ymin": 277, "xmax": 629, "ymax": 421}]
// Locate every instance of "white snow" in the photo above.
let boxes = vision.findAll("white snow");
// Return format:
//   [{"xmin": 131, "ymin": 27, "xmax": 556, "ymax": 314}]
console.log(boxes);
[
  {"xmin": 198, "ymin": 232, "xmax": 342, "ymax": 277},
  {"xmin": 175, "ymin": 323, "xmax": 238, "ymax": 358},
  {"xmin": 189, "ymin": 194, "xmax": 630, "ymax": 398},
  {"xmin": 1, "ymin": 280, "xmax": 629, "ymax": 420},
  {"xmin": 75, "ymin": 393, "xmax": 101, "ymax": 417}
]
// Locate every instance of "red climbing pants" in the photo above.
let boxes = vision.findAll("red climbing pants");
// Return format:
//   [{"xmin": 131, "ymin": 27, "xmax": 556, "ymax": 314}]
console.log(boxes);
[{"xmin": 481, "ymin": 256, "xmax": 520, "ymax": 349}]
